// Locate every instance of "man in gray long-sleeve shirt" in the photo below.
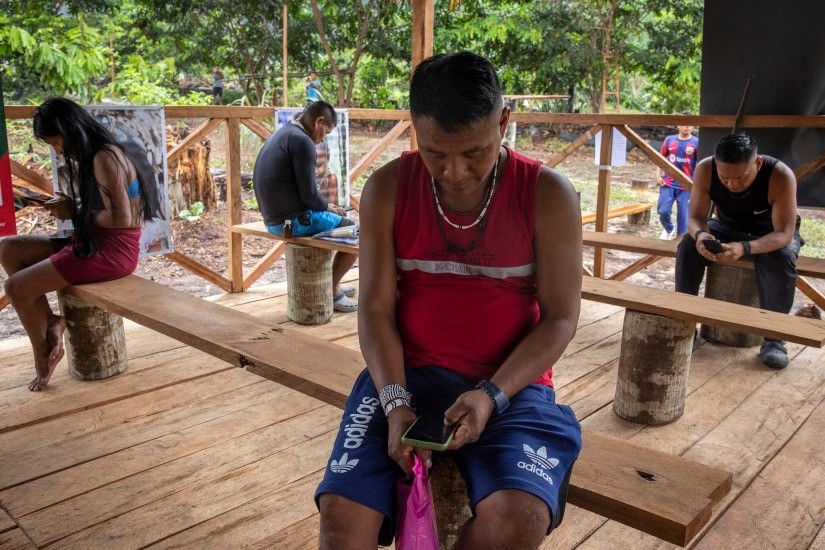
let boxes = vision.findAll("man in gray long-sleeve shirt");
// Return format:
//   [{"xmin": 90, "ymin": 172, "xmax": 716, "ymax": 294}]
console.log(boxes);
[{"xmin": 253, "ymin": 101, "xmax": 359, "ymax": 312}]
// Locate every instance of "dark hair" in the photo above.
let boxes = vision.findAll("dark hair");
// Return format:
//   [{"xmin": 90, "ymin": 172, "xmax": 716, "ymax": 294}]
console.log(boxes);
[
  {"xmin": 33, "ymin": 97, "xmax": 152, "ymax": 258},
  {"xmin": 410, "ymin": 51, "xmax": 502, "ymax": 131},
  {"xmin": 715, "ymin": 133, "xmax": 758, "ymax": 164},
  {"xmin": 304, "ymin": 100, "xmax": 337, "ymax": 127}
]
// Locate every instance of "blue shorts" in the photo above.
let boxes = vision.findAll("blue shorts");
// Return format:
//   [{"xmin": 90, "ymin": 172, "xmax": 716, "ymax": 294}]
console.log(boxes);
[
  {"xmin": 315, "ymin": 366, "xmax": 582, "ymax": 544},
  {"xmin": 266, "ymin": 210, "xmax": 350, "ymax": 238}
]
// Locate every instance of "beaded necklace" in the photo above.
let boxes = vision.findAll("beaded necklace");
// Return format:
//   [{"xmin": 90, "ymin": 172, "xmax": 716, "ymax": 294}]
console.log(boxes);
[
  {"xmin": 430, "ymin": 152, "xmax": 500, "ymax": 252},
  {"xmin": 430, "ymin": 153, "xmax": 499, "ymax": 230}
]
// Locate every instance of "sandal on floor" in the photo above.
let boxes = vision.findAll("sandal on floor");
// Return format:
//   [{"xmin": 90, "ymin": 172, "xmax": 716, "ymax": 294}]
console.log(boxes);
[
  {"xmin": 333, "ymin": 293, "xmax": 358, "ymax": 313},
  {"xmin": 339, "ymin": 285, "xmax": 357, "ymax": 298}
]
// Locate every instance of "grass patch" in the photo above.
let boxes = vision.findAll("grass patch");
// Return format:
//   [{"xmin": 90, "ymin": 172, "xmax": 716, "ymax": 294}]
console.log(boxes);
[{"xmin": 801, "ymin": 217, "xmax": 825, "ymax": 259}]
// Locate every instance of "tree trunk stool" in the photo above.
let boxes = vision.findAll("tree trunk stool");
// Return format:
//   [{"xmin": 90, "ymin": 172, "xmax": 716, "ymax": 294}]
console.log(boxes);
[
  {"xmin": 430, "ymin": 457, "xmax": 471, "ymax": 549},
  {"xmin": 701, "ymin": 263, "xmax": 762, "ymax": 347},
  {"xmin": 57, "ymin": 289, "xmax": 128, "ymax": 380},
  {"xmin": 614, "ymin": 309, "xmax": 694, "ymax": 425},
  {"xmin": 628, "ymin": 208, "xmax": 651, "ymax": 225},
  {"xmin": 285, "ymin": 243, "xmax": 333, "ymax": 325},
  {"xmin": 631, "ymin": 179, "xmax": 649, "ymax": 191}
]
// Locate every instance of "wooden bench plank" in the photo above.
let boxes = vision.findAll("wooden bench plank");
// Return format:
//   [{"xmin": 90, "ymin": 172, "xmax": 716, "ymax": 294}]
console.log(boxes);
[
  {"xmin": 64, "ymin": 275, "xmax": 731, "ymax": 546},
  {"xmin": 583, "ymin": 230, "xmax": 825, "ymax": 279},
  {"xmin": 231, "ymin": 221, "xmax": 359, "ymax": 254},
  {"xmin": 582, "ymin": 277, "xmax": 825, "ymax": 347},
  {"xmin": 580, "ymin": 202, "xmax": 652, "ymax": 225}
]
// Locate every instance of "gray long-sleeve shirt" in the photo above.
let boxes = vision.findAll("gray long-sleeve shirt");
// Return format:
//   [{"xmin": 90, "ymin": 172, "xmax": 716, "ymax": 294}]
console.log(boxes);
[{"xmin": 253, "ymin": 122, "xmax": 327, "ymax": 226}]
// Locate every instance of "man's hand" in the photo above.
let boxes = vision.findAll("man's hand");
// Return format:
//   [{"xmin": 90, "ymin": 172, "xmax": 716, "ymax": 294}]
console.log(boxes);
[
  {"xmin": 327, "ymin": 204, "xmax": 345, "ymax": 216},
  {"xmin": 44, "ymin": 192, "xmax": 74, "ymax": 220},
  {"xmin": 444, "ymin": 389, "xmax": 495, "ymax": 451},
  {"xmin": 695, "ymin": 232, "xmax": 721, "ymax": 262},
  {"xmin": 387, "ymin": 406, "xmax": 431, "ymax": 476},
  {"xmin": 715, "ymin": 242, "xmax": 746, "ymax": 262}
]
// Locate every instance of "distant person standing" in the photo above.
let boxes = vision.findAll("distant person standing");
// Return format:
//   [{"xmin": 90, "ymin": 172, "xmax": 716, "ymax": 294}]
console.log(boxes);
[
  {"xmin": 305, "ymin": 71, "xmax": 323, "ymax": 106},
  {"xmin": 212, "ymin": 66, "xmax": 224, "ymax": 105},
  {"xmin": 657, "ymin": 124, "xmax": 698, "ymax": 239}
]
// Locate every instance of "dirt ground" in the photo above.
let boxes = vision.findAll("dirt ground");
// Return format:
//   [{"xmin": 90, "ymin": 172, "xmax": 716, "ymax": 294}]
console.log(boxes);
[{"xmin": 2, "ymin": 126, "xmax": 822, "ymax": 342}]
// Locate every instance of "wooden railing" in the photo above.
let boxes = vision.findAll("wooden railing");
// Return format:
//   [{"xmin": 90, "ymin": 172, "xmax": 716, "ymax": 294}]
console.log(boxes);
[{"xmin": 3, "ymin": 106, "xmax": 825, "ymax": 311}]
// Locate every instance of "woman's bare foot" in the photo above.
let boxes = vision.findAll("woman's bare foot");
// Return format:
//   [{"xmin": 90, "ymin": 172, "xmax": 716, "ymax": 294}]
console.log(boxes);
[
  {"xmin": 46, "ymin": 315, "xmax": 67, "ymax": 365},
  {"xmin": 28, "ymin": 347, "xmax": 64, "ymax": 391}
]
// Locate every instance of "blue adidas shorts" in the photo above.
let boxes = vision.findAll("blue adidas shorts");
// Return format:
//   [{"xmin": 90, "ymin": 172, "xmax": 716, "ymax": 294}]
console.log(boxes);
[
  {"xmin": 266, "ymin": 210, "xmax": 352, "ymax": 238},
  {"xmin": 315, "ymin": 366, "xmax": 582, "ymax": 544}
]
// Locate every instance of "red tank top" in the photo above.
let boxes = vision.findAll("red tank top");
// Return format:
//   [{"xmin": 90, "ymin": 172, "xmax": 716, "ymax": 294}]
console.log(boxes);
[{"xmin": 394, "ymin": 148, "xmax": 552, "ymax": 386}]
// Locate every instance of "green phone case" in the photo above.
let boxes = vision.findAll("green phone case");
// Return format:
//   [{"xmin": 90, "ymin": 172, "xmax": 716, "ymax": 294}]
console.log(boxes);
[{"xmin": 400, "ymin": 419, "xmax": 457, "ymax": 451}]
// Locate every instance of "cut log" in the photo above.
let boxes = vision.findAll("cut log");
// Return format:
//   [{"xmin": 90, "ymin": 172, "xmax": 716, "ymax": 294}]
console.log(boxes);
[
  {"xmin": 614, "ymin": 309, "xmax": 694, "ymax": 424},
  {"xmin": 285, "ymin": 244, "xmax": 333, "ymax": 325},
  {"xmin": 631, "ymin": 179, "xmax": 649, "ymax": 191},
  {"xmin": 166, "ymin": 124, "xmax": 217, "ymax": 214},
  {"xmin": 431, "ymin": 458, "xmax": 471, "ymax": 549},
  {"xmin": 701, "ymin": 264, "xmax": 762, "ymax": 347},
  {"xmin": 57, "ymin": 290, "xmax": 128, "ymax": 380}
]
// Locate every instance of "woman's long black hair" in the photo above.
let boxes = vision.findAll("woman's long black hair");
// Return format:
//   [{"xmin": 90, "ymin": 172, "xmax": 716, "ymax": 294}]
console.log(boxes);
[{"xmin": 32, "ymin": 98, "xmax": 153, "ymax": 258}]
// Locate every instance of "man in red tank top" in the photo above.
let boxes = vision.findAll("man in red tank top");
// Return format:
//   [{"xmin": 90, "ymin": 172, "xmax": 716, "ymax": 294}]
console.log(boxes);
[{"xmin": 316, "ymin": 52, "xmax": 583, "ymax": 549}]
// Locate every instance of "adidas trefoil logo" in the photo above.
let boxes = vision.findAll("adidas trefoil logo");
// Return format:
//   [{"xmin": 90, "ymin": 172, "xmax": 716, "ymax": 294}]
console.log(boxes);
[
  {"xmin": 331, "ymin": 452, "xmax": 359, "ymax": 473},
  {"xmin": 517, "ymin": 444, "xmax": 559, "ymax": 485},
  {"xmin": 523, "ymin": 444, "xmax": 559, "ymax": 470}
]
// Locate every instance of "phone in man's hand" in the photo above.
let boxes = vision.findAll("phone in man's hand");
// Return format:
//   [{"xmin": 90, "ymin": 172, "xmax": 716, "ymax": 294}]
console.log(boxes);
[
  {"xmin": 703, "ymin": 239, "xmax": 725, "ymax": 254},
  {"xmin": 401, "ymin": 414, "xmax": 458, "ymax": 451}
]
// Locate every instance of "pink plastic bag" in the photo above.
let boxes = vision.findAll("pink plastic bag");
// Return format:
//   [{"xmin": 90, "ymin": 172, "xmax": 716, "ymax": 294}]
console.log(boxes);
[{"xmin": 396, "ymin": 455, "xmax": 439, "ymax": 550}]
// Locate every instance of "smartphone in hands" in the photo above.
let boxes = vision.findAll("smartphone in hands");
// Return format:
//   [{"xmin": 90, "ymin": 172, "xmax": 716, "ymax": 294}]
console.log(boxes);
[
  {"xmin": 703, "ymin": 239, "xmax": 725, "ymax": 254},
  {"xmin": 401, "ymin": 414, "xmax": 458, "ymax": 451}
]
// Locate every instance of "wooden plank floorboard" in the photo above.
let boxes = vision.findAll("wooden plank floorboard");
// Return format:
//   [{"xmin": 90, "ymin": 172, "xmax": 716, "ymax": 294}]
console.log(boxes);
[
  {"xmin": 694, "ymin": 394, "xmax": 825, "ymax": 549},
  {"xmin": 0, "ymin": 510, "xmax": 14, "ymax": 534},
  {"xmin": 49, "ymin": 430, "xmax": 337, "ymax": 549},
  {"xmin": 147, "ymin": 472, "xmax": 324, "ymax": 549},
  {"xmin": 247, "ymin": 513, "xmax": 321, "ymax": 550},
  {"xmin": 0, "ymin": 376, "xmax": 296, "ymax": 515},
  {"xmin": 0, "ymin": 368, "xmax": 262, "ymax": 475},
  {"xmin": 811, "ymin": 525, "xmax": 825, "ymax": 550},
  {"xmin": 0, "ymin": 348, "xmax": 235, "ymax": 435},
  {"xmin": 16, "ymin": 405, "xmax": 338, "ymax": 547},
  {"xmin": 546, "ymin": 342, "xmax": 798, "ymax": 548},
  {"xmin": 572, "ymin": 344, "xmax": 825, "ymax": 549},
  {"xmin": 0, "ymin": 527, "xmax": 35, "ymax": 550}
]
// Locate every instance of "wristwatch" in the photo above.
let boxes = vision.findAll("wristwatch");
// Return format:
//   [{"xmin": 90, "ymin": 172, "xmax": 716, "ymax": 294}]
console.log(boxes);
[{"xmin": 475, "ymin": 380, "xmax": 510, "ymax": 415}]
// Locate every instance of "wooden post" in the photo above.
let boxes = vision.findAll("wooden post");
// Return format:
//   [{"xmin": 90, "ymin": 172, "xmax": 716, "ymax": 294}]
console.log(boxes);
[
  {"xmin": 431, "ymin": 458, "xmax": 471, "ymax": 548},
  {"xmin": 285, "ymin": 244, "xmax": 334, "ymax": 325},
  {"xmin": 614, "ymin": 309, "xmax": 694, "ymax": 424},
  {"xmin": 701, "ymin": 264, "xmax": 762, "ymax": 347},
  {"xmin": 282, "ymin": 3, "xmax": 288, "ymax": 107},
  {"xmin": 57, "ymin": 290, "xmax": 127, "ymax": 380},
  {"xmin": 225, "ymin": 117, "xmax": 244, "ymax": 292},
  {"xmin": 594, "ymin": 125, "xmax": 613, "ymax": 278},
  {"xmin": 409, "ymin": 0, "xmax": 434, "ymax": 150}
]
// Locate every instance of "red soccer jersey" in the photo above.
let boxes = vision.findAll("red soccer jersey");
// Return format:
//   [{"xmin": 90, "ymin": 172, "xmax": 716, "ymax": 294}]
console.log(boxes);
[{"xmin": 393, "ymin": 148, "xmax": 553, "ymax": 386}]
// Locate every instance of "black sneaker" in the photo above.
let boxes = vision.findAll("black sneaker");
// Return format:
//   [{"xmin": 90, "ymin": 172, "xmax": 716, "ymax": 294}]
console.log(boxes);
[{"xmin": 761, "ymin": 340, "xmax": 789, "ymax": 369}]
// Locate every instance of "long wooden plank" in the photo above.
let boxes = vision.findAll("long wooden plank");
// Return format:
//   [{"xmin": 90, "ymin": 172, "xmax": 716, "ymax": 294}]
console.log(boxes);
[
  {"xmin": 546, "ymin": 124, "xmax": 602, "ymax": 168},
  {"xmin": 242, "ymin": 241, "xmax": 286, "ymax": 291},
  {"xmin": 582, "ymin": 278, "xmax": 825, "ymax": 347},
  {"xmin": 9, "ymin": 159, "xmax": 53, "ymax": 195},
  {"xmin": 594, "ymin": 125, "xmax": 613, "ymax": 278},
  {"xmin": 63, "ymin": 275, "xmax": 731, "ymax": 546},
  {"xmin": 582, "ymin": 230, "xmax": 825, "ymax": 279},
  {"xmin": 0, "ymin": 527, "xmax": 36, "ymax": 549},
  {"xmin": 581, "ymin": 202, "xmax": 652, "ymax": 225},
  {"xmin": 231, "ymin": 221, "xmax": 359, "ymax": 254},
  {"xmin": 163, "ymin": 250, "xmax": 231, "ymax": 291},
  {"xmin": 0, "ymin": 509, "xmax": 15, "ymax": 534},
  {"xmin": 796, "ymin": 275, "xmax": 825, "ymax": 310},
  {"xmin": 65, "ymin": 275, "xmax": 364, "ymax": 409}
]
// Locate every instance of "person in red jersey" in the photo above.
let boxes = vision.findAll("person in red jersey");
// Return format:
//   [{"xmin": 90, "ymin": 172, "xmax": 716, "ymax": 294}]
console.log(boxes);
[{"xmin": 315, "ymin": 52, "xmax": 583, "ymax": 550}]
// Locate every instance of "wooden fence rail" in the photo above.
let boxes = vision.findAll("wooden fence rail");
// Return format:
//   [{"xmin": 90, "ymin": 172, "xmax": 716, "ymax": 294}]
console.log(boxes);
[{"xmin": 2, "ymin": 106, "xmax": 824, "ymax": 308}]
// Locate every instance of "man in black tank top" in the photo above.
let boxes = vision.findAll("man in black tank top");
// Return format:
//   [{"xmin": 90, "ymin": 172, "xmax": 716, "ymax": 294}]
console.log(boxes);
[{"xmin": 676, "ymin": 133, "xmax": 804, "ymax": 369}]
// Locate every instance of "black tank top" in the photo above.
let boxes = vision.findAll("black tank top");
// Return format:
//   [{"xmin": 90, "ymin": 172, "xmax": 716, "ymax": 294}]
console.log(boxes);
[{"xmin": 710, "ymin": 155, "xmax": 777, "ymax": 236}]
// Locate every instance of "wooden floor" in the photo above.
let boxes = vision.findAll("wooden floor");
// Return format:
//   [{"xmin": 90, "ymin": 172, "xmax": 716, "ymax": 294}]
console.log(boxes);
[{"xmin": 2, "ymin": 271, "xmax": 825, "ymax": 549}]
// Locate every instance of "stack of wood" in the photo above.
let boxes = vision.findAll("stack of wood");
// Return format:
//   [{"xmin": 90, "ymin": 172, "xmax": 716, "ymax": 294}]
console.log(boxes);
[
  {"xmin": 14, "ymin": 206, "xmax": 56, "ymax": 235},
  {"xmin": 166, "ymin": 125, "xmax": 217, "ymax": 212}
]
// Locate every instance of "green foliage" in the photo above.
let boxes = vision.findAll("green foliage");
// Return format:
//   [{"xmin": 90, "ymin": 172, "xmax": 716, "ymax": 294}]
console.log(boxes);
[
  {"xmin": 801, "ymin": 218, "xmax": 825, "ymax": 259},
  {"xmin": 178, "ymin": 201, "xmax": 205, "ymax": 222}
]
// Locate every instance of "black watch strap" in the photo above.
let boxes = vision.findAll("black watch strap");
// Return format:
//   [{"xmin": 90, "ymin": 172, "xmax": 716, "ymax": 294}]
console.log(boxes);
[
  {"xmin": 476, "ymin": 380, "xmax": 510, "ymax": 415},
  {"xmin": 740, "ymin": 240, "xmax": 752, "ymax": 256}
]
